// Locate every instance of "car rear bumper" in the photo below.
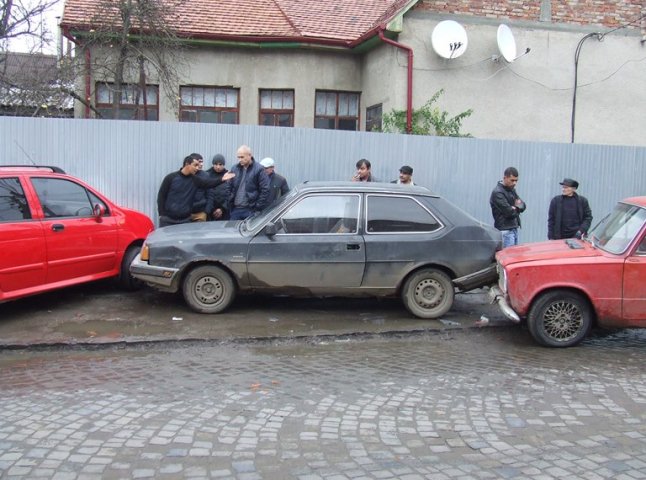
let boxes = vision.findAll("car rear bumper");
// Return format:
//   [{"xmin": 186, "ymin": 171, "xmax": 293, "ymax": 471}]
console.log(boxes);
[
  {"xmin": 488, "ymin": 285, "xmax": 521, "ymax": 323},
  {"xmin": 453, "ymin": 263, "xmax": 498, "ymax": 292},
  {"xmin": 130, "ymin": 254, "xmax": 179, "ymax": 292}
]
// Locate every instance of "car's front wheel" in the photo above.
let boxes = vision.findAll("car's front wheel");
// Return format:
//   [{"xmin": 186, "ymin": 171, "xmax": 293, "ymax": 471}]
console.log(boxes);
[
  {"xmin": 527, "ymin": 290, "xmax": 593, "ymax": 347},
  {"xmin": 183, "ymin": 265, "xmax": 236, "ymax": 314},
  {"xmin": 401, "ymin": 268, "xmax": 454, "ymax": 319},
  {"xmin": 118, "ymin": 245, "xmax": 144, "ymax": 291}
]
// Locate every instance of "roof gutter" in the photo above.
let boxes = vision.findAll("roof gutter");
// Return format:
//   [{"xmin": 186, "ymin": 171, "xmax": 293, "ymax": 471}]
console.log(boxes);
[
  {"xmin": 62, "ymin": 26, "xmax": 91, "ymax": 118},
  {"xmin": 378, "ymin": 26, "xmax": 413, "ymax": 134}
]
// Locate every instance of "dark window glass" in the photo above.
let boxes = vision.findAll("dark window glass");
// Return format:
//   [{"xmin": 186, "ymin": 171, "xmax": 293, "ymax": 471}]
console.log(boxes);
[
  {"xmin": 259, "ymin": 89, "xmax": 294, "ymax": 127},
  {"xmin": 314, "ymin": 91, "xmax": 360, "ymax": 131},
  {"xmin": 367, "ymin": 196, "xmax": 442, "ymax": 233},
  {"xmin": 366, "ymin": 103, "xmax": 383, "ymax": 132},
  {"xmin": 31, "ymin": 178, "xmax": 94, "ymax": 218},
  {"xmin": 95, "ymin": 83, "xmax": 159, "ymax": 121},
  {"xmin": 278, "ymin": 195, "xmax": 360, "ymax": 234},
  {"xmin": 0, "ymin": 178, "xmax": 31, "ymax": 221},
  {"xmin": 179, "ymin": 86, "xmax": 239, "ymax": 124}
]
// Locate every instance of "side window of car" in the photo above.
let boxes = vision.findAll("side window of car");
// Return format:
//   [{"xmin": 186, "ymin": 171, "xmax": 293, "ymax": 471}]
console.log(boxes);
[
  {"xmin": 0, "ymin": 178, "xmax": 32, "ymax": 221},
  {"xmin": 277, "ymin": 194, "xmax": 360, "ymax": 234},
  {"xmin": 367, "ymin": 195, "xmax": 442, "ymax": 233},
  {"xmin": 636, "ymin": 236, "xmax": 646, "ymax": 255},
  {"xmin": 31, "ymin": 178, "xmax": 94, "ymax": 218}
]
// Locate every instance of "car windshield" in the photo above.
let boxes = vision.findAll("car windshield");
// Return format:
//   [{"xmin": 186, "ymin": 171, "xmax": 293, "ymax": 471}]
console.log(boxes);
[
  {"xmin": 587, "ymin": 202, "xmax": 646, "ymax": 254},
  {"xmin": 244, "ymin": 188, "xmax": 299, "ymax": 231}
]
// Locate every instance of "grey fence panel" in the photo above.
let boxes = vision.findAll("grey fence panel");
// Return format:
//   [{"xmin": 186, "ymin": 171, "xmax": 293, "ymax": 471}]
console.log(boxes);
[{"xmin": 1, "ymin": 117, "xmax": 644, "ymax": 243}]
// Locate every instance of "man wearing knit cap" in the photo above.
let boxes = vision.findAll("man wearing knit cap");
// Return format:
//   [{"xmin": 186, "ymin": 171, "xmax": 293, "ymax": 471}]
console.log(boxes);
[
  {"xmin": 205, "ymin": 154, "xmax": 229, "ymax": 220},
  {"xmin": 547, "ymin": 177, "xmax": 593, "ymax": 240}
]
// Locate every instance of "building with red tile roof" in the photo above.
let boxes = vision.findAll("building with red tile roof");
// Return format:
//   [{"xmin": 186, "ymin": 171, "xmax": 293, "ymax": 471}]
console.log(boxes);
[{"xmin": 59, "ymin": 0, "xmax": 646, "ymax": 146}]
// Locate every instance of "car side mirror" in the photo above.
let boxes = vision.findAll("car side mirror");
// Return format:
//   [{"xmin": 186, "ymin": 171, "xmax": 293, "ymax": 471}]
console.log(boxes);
[
  {"xmin": 264, "ymin": 222, "xmax": 278, "ymax": 237},
  {"xmin": 93, "ymin": 203, "xmax": 105, "ymax": 222}
]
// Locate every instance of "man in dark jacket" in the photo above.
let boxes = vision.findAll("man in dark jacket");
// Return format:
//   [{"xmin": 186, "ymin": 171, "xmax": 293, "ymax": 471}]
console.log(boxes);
[
  {"xmin": 548, "ymin": 178, "xmax": 592, "ymax": 240},
  {"xmin": 205, "ymin": 153, "xmax": 230, "ymax": 220},
  {"xmin": 226, "ymin": 145, "xmax": 271, "ymax": 220},
  {"xmin": 490, "ymin": 166, "xmax": 526, "ymax": 247},
  {"xmin": 157, "ymin": 154, "xmax": 233, "ymax": 227},
  {"xmin": 260, "ymin": 157, "xmax": 289, "ymax": 205}
]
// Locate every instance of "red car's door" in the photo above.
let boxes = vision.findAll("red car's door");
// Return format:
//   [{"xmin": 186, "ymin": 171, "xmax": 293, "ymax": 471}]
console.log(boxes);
[
  {"xmin": 30, "ymin": 177, "xmax": 119, "ymax": 286},
  {"xmin": 0, "ymin": 177, "xmax": 46, "ymax": 299},
  {"xmin": 623, "ymin": 233, "xmax": 646, "ymax": 322}
]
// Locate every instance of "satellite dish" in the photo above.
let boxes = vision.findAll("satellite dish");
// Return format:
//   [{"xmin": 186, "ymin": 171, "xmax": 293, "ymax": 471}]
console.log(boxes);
[
  {"xmin": 431, "ymin": 20, "xmax": 468, "ymax": 59},
  {"xmin": 497, "ymin": 24, "xmax": 517, "ymax": 62}
]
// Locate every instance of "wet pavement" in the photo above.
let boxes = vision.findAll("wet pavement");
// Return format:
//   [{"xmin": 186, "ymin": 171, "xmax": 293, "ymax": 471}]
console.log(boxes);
[
  {"xmin": 1, "ymin": 284, "xmax": 645, "ymax": 479},
  {"xmin": 0, "ymin": 328, "xmax": 645, "ymax": 479},
  {"xmin": 0, "ymin": 282, "xmax": 508, "ymax": 347}
]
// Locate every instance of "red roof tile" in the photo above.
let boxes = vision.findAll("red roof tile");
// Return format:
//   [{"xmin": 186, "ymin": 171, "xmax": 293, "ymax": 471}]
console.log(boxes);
[{"xmin": 61, "ymin": 0, "xmax": 415, "ymax": 46}]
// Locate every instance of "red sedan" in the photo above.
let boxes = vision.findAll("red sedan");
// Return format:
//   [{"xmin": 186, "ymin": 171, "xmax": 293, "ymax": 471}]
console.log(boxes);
[{"xmin": 489, "ymin": 196, "xmax": 646, "ymax": 347}]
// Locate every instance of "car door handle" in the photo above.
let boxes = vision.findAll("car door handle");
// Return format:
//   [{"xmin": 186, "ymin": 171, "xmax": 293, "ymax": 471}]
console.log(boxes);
[
  {"xmin": 346, "ymin": 243, "xmax": 361, "ymax": 250},
  {"xmin": 52, "ymin": 224, "xmax": 65, "ymax": 232}
]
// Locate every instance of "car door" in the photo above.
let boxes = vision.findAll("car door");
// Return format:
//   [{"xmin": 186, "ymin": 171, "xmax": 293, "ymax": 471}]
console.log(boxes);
[
  {"xmin": 623, "ymin": 230, "xmax": 646, "ymax": 322},
  {"xmin": 247, "ymin": 193, "xmax": 365, "ymax": 289},
  {"xmin": 362, "ymin": 194, "xmax": 445, "ymax": 288},
  {"xmin": 0, "ymin": 176, "xmax": 46, "ymax": 298},
  {"xmin": 30, "ymin": 177, "xmax": 119, "ymax": 285}
]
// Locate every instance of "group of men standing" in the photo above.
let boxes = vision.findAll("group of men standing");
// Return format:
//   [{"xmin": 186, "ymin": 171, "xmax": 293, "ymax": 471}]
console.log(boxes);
[
  {"xmin": 157, "ymin": 145, "xmax": 289, "ymax": 227},
  {"xmin": 490, "ymin": 166, "xmax": 593, "ymax": 248}
]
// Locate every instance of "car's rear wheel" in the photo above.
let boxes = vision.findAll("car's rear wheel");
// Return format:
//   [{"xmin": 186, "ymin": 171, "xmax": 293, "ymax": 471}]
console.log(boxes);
[
  {"xmin": 401, "ymin": 268, "xmax": 454, "ymax": 319},
  {"xmin": 527, "ymin": 290, "xmax": 592, "ymax": 347},
  {"xmin": 118, "ymin": 245, "xmax": 144, "ymax": 291},
  {"xmin": 183, "ymin": 265, "xmax": 236, "ymax": 314}
]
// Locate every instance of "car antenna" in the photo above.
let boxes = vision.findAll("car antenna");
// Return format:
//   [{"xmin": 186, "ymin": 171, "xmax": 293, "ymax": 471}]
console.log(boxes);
[{"xmin": 14, "ymin": 140, "xmax": 36, "ymax": 165}]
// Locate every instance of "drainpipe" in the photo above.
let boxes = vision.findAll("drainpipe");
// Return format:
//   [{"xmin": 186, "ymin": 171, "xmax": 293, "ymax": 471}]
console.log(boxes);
[
  {"xmin": 62, "ymin": 26, "xmax": 92, "ymax": 118},
  {"xmin": 378, "ymin": 27, "xmax": 413, "ymax": 133}
]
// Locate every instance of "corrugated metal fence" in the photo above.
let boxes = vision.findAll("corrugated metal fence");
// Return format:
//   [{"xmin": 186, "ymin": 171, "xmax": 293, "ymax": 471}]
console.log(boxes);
[{"xmin": 2, "ymin": 117, "xmax": 645, "ymax": 243}]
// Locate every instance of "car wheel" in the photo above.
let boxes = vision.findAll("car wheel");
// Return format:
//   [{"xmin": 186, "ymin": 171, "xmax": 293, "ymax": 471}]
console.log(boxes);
[
  {"xmin": 527, "ymin": 290, "xmax": 592, "ymax": 348},
  {"xmin": 183, "ymin": 265, "xmax": 236, "ymax": 314},
  {"xmin": 401, "ymin": 269, "xmax": 454, "ymax": 319},
  {"xmin": 118, "ymin": 245, "xmax": 144, "ymax": 291}
]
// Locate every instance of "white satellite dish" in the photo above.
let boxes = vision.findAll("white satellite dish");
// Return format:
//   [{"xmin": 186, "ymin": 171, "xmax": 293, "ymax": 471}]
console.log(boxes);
[
  {"xmin": 431, "ymin": 20, "xmax": 468, "ymax": 59},
  {"xmin": 497, "ymin": 24, "xmax": 517, "ymax": 62}
]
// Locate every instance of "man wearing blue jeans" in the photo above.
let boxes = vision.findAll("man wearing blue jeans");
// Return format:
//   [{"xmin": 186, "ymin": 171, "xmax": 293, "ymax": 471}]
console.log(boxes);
[{"xmin": 490, "ymin": 167, "xmax": 526, "ymax": 247}]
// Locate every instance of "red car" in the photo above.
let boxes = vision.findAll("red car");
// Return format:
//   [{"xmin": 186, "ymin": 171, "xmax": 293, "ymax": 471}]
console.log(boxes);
[
  {"xmin": 0, "ymin": 165, "xmax": 154, "ymax": 303},
  {"xmin": 489, "ymin": 196, "xmax": 646, "ymax": 347}
]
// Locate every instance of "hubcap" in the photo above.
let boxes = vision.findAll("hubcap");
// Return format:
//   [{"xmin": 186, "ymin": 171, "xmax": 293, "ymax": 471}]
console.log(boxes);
[
  {"xmin": 414, "ymin": 278, "xmax": 444, "ymax": 308},
  {"xmin": 194, "ymin": 275, "xmax": 223, "ymax": 305},
  {"xmin": 543, "ymin": 301, "xmax": 583, "ymax": 341}
]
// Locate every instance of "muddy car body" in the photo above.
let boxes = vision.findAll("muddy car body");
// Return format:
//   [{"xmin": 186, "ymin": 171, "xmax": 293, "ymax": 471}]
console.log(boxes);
[{"xmin": 131, "ymin": 182, "xmax": 501, "ymax": 317}]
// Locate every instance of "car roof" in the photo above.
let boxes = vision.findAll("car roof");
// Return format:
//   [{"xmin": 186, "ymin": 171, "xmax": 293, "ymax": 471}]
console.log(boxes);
[
  {"xmin": 295, "ymin": 181, "xmax": 438, "ymax": 197},
  {"xmin": 0, "ymin": 165, "xmax": 66, "ymax": 174},
  {"xmin": 621, "ymin": 196, "xmax": 646, "ymax": 208}
]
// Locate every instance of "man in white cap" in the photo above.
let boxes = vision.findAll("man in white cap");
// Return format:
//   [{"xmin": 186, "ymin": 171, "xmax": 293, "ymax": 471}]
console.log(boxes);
[{"xmin": 260, "ymin": 157, "xmax": 289, "ymax": 205}]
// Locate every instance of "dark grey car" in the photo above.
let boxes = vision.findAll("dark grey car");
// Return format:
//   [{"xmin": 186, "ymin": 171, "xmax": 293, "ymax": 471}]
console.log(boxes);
[{"xmin": 131, "ymin": 182, "xmax": 501, "ymax": 318}]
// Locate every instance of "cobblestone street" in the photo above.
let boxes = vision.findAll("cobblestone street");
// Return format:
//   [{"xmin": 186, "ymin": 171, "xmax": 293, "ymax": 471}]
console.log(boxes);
[{"xmin": 1, "ymin": 328, "xmax": 645, "ymax": 479}]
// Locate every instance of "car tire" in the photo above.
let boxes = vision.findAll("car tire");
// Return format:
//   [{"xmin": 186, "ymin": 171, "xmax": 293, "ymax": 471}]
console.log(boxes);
[
  {"xmin": 183, "ymin": 265, "xmax": 236, "ymax": 314},
  {"xmin": 118, "ymin": 245, "xmax": 143, "ymax": 291},
  {"xmin": 527, "ymin": 290, "xmax": 593, "ymax": 348},
  {"xmin": 401, "ymin": 268, "xmax": 454, "ymax": 319}
]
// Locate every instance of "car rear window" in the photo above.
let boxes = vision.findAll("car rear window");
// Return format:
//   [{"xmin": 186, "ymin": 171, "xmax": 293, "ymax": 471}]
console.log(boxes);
[
  {"xmin": 366, "ymin": 195, "xmax": 442, "ymax": 233},
  {"xmin": 0, "ymin": 177, "xmax": 31, "ymax": 221}
]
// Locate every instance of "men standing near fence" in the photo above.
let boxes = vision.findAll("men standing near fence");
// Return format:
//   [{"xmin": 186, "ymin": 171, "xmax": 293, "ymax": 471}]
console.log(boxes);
[
  {"xmin": 205, "ymin": 153, "xmax": 230, "ymax": 220},
  {"xmin": 226, "ymin": 145, "xmax": 270, "ymax": 220},
  {"xmin": 391, "ymin": 165, "xmax": 414, "ymax": 185},
  {"xmin": 260, "ymin": 157, "xmax": 289, "ymax": 205},
  {"xmin": 157, "ymin": 154, "xmax": 234, "ymax": 227},
  {"xmin": 490, "ymin": 166, "xmax": 526, "ymax": 247}
]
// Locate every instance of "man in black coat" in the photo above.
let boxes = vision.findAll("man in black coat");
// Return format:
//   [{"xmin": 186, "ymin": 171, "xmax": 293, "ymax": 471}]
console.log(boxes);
[
  {"xmin": 548, "ymin": 178, "xmax": 593, "ymax": 240},
  {"xmin": 490, "ymin": 166, "xmax": 526, "ymax": 247},
  {"xmin": 260, "ymin": 157, "xmax": 289, "ymax": 205}
]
